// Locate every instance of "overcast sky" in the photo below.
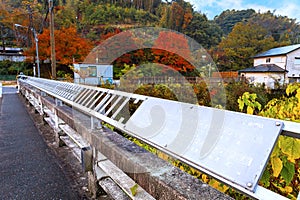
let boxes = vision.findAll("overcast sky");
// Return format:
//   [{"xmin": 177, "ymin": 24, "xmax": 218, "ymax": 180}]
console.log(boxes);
[{"xmin": 185, "ymin": 0, "xmax": 300, "ymax": 21}]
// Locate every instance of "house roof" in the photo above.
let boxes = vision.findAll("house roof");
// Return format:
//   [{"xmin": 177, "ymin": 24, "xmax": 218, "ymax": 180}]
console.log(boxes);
[
  {"xmin": 239, "ymin": 64, "xmax": 287, "ymax": 73},
  {"xmin": 253, "ymin": 44, "xmax": 300, "ymax": 58},
  {"xmin": 0, "ymin": 47, "xmax": 23, "ymax": 54}
]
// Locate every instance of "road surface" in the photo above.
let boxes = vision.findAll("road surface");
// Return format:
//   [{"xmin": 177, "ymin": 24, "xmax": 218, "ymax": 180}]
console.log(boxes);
[{"xmin": 0, "ymin": 87, "xmax": 82, "ymax": 199}]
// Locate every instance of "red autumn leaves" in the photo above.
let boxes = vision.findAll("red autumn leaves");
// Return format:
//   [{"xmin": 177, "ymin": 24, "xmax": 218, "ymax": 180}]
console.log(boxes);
[
  {"xmin": 113, "ymin": 30, "xmax": 195, "ymax": 73},
  {"xmin": 25, "ymin": 27, "xmax": 196, "ymax": 74}
]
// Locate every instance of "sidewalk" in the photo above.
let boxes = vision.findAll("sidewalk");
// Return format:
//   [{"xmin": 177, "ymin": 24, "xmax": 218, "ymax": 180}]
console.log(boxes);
[{"xmin": 0, "ymin": 91, "xmax": 80, "ymax": 199}]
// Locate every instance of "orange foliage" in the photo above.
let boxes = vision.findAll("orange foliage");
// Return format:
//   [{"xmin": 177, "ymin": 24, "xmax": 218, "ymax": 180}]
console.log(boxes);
[
  {"xmin": 171, "ymin": 2, "xmax": 185, "ymax": 29},
  {"xmin": 24, "ymin": 27, "xmax": 93, "ymax": 65},
  {"xmin": 113, "ymin": 31, "xmax": 195, "ymax": 73},
  {"xmin": 152, "ymin": 31, "xmax": 194, "ymax": 72},
  {"xmin": 0, "ymin": 3, "xmax": 28, "ymax": 27},
  {"xmin": 99, "ymin": 28, "xmax": 122, "ymax": 42},
  {"xmin": 153, "ymin": 31, "xmax": 191, "ymax": 60}
]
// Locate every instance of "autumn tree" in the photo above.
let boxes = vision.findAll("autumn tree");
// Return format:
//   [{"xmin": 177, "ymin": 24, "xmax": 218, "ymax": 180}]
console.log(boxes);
[
  {"xmin": 24, "ymin": 26, "xmax": 93, "ymax": 65},
  {"xmin": 0, "ymin": 1, "xmax": 28, "ymax": 47},
  {"xmin": 159, "ymin": 0, "xmax": 193, "ymax": 32},
  {"xmin": 152, "ymin": 31, "xmax": 193, "ymax": 72},
  {"xmin": 0, "ymin": 0, "xmax": 46, "ymax": 49},
  {"xmin": 113, "ymin": 30, "xmax": 196, "ymax": 77},
  {"xmin": 216, "ymin": 22, "xmax": 278, "ymax": 71}
]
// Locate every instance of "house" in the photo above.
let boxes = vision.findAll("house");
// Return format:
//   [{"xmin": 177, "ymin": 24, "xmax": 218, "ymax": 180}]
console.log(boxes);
[
  {"xmin": 0, "ymin": 47, "xmax": 26, "ymax": 62},
  {"xmin": 73, "ymin": 63, "xmax": 113, "ymax": 85},
  {"xmin": 239, "ymin": 44, "xmax": 300, "ymax": 88}
]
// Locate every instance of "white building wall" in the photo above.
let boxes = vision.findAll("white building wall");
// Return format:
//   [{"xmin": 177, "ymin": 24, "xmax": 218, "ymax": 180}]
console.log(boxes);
[
  {"xmin": 0, "ymin": 55, "xmax": 26, "ymax": 62},
  {"xmin": 253, "ymin": 56, "xmax": 286, "ymax": 69},
  {"xmin": 286, "ymin": 49, "xmax": 300, "ymax": 78},
  {"xmin": 73, "ymin": 63, "xmax": 113, "ymax": 85},
  {"xmin": 240, "ymin": 72, "xmax": 285, "ymax": 88},
  {"xmin": 251, "ymin": 47, "xmax": 300, "ymax": 84}
]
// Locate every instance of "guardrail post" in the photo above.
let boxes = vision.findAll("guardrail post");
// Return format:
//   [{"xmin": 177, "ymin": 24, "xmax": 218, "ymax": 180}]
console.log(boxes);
[
  {"xmin": 91, "ymin": 116, "xmax": 102, "ymax": 130},
  {"xmin": 54, "ymin": 98, "xmax": 62, "ymax": 129},
  {"xmin": 37, "ymin": 96, "xmax": 43, "ymax": 115},
  {"xmin": 38, "ymin": 92, "xmax": 47, "ymax": 116},
  {"xmin": 55, "ymin": 98, "xmax": 62, "ymax": 106},
  {"xmin": 81, "ymin": 146, "xmax": 93, "ymax": 172},
  {"xmin": 40, "ymin": 91, "xmax": 46, "ymax": 97}
]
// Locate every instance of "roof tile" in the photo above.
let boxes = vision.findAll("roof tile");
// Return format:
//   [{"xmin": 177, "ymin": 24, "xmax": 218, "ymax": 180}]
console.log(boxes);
[
  {"xmin": 239, "ymin": 64, "xmax": 287, "ymax": 73},
  {"xmin": 254, "ymin": 44, "xmax": 300, "ymax": 58}
]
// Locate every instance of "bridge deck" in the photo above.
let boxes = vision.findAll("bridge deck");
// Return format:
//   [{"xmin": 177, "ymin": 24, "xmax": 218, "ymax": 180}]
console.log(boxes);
[{"xmin": 0, "ymin": 87, "xmax": 81, "ymax": 199}]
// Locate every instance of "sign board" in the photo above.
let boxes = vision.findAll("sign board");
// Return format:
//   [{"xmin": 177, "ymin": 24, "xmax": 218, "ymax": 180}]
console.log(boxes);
[{"xmin": 125, "ymin": 98, "xmax": 283, "ymax": 191}]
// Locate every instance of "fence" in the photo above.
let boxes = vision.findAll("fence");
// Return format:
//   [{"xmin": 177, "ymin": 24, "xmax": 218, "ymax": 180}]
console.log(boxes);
[{"xmin": 18, "ymin": 76, "xmax": 300, "ymax": 200}]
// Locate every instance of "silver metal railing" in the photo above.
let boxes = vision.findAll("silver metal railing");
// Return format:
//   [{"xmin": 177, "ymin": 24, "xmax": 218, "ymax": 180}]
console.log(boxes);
[{"xmin": 18, "ymin": 76, "xmax": 300, "ymax": 200}]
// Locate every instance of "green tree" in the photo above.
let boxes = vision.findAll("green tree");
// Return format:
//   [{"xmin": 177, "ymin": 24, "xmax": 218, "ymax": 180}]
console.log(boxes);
[
  {"xmin": 54, "ymin": 0, "xmax": 79, "ymax": 28},
  {"xmin": 249, "ymin": 11, "xmax": 300, "ymax": 44},
  {"xmin": 217, "ymin": 22, "xmax": 277, "ymax": 71},
  {"xmin": 184, "ymin": 12, "xmax": 223, "ymax": 49},
  {"xmin": 78, "ymin": 2, "xmax": 158, "ymax": 39},
  {"xmin": 214, "ymin": 9, "xmax": 256, "ymax": 35},
  {"xmin": 214, "ymin": 9, "xmax": 300, "ymax": 44}
]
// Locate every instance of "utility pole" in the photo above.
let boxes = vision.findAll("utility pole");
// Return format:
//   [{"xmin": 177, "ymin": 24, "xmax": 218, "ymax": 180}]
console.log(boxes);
[
  {"xmin": 0, "ymin": 25, "xmax": 5, "ymax": 52},
  {"xmin": 15, "ymin": 23, "xmax": 40, "ymax": 77},
  {"xmin": 33, "ymin": 28, "xmax": 40, "ymax": 78},
  {"xmin": 49, "ymin": 0, "xmax": 56, "ymax": 79},
  {"xmin": 27, "ymin": 5, "xmax": 37, "ymax": 77},
  {"xmin": 27, "ymin": 5, "xmax": 33, "ymax": 48}
]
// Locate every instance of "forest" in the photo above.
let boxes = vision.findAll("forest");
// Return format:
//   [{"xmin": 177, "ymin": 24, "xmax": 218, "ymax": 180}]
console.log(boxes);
[{"xmin": 1, "ymin": 0, "xmax": 300, "ymax": 76}]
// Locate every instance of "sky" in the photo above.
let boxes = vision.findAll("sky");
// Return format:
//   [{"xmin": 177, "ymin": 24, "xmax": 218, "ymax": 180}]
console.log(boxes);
[{"xmin": 185, "ymin": 0, "xmax": 300, "ymax": 21}]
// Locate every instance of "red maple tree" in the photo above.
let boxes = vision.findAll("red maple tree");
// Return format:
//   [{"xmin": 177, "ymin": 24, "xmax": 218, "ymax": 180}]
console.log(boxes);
[{"xmin": 24, "ymin": 27, "xmax": 93, "ymax": 65}]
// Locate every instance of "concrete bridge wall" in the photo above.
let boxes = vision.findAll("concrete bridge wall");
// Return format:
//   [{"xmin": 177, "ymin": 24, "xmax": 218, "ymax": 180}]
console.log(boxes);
[{"xmin": 19, "ymin": 84, "xmax": 232, "ymax": 200}]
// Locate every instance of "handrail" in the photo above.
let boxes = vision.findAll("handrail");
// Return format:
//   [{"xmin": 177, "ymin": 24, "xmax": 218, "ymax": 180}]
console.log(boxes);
[{"xmin": 18, "ymin": 76, "xmax": 300, "ymax": 200}]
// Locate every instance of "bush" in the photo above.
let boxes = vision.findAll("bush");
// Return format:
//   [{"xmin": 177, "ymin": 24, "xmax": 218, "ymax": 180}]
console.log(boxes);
[
  {"xmin": 225, "ymin": 81, "xmax": 271, "ymax": 111},
  {"xmin": 0, "ymin": 61, "xmax": 32, "ymax": 76}
]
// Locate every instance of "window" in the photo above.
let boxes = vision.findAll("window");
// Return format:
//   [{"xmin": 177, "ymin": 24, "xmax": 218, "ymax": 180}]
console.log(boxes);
[
  {"xmin": 266, "ymin": 58, "xmax": 271, "ymax": 63},
  {"xmin": 88, "ymin": 66, "xmax": 97, "ymax": 77},
  {"xmin": 294, "ymin": 57, "xmax": 300, "ymax": 65},
  {"xmin": 289, "ymin": 78, "xmax": 297, "ymax": 83}
]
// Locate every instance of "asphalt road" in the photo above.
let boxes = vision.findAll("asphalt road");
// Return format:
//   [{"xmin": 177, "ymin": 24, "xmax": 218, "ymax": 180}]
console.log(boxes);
[
  {"xmin": 0, "ymin": 91, "xmax": 80, "ymax": 199},
  {"xmin": 1, "ymin": 85, "xmax": 18, "ymax": 94}
]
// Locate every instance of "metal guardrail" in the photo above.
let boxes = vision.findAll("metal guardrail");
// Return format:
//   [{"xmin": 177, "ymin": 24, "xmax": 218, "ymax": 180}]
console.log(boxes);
[{"xmin": 18, "ymin": 76, "xmax": 300, "ymax": 200}]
